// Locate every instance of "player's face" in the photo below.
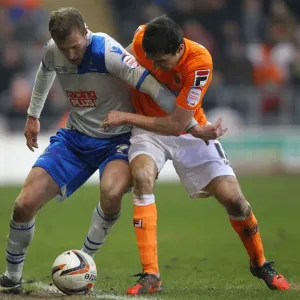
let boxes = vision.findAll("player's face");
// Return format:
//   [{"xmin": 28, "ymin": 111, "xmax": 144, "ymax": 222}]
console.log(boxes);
[
  {"xmin": 146, "ymin": 44, "xmax": 184, "ymax": 71},
  {"xmin": 55, "ymin": 29, "xmax": 88, "ymax": 65}
]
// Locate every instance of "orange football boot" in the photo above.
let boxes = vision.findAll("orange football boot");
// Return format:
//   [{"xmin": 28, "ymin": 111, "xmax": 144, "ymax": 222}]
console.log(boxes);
[
  {"xmin": 250, "ymin": 261, "xmax": 290, "ymax": 290},
  {"xmin": 127, "ymin": 273, "xmax": 162, "ymax": 295}
]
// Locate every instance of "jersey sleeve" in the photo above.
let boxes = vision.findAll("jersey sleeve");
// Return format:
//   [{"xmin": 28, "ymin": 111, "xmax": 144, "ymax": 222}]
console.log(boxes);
[
  {"xmin": 41, "ymin": 39, "xmax": 55, "ymax": 72},
  {"xmin": 105, "ymin": 34, "xmax": 200, "ymax": 131},
  {"xmin": 104, "ymin": 36, "xmax": 178, "ymax": 111},
  {"xmin": 176, "ymin": 66, "xmax": 212, "ymax": 111},
  {"xmin": 27, "ymin": 40, "xmax": 57, "ymax": 118},
  {"xmin": 27, "ymin": 62, "xmax": 56, "ymax": 118},
  {"xmin": 104, "ymin": 36, "xmax": 149, "ymax": 89}
]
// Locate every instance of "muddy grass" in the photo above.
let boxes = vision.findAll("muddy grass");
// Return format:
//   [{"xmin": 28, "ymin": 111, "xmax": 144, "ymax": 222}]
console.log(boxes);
[
  {"xmin": 0, "ymin": 281, "xmax": 90, "ymax": 300},
  {"xmin": 0, "ymin": 290, "xmax": 67, "ymax": 300}
]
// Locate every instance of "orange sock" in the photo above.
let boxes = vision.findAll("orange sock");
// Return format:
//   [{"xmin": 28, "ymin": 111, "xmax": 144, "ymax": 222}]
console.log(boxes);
[
  {"xmin": 230, "ymin": 210, "xmax": 266, "ymax": 267},
  {"xmin": 133, "ymin": 202, "xmax": 159, "ymax": 275}
]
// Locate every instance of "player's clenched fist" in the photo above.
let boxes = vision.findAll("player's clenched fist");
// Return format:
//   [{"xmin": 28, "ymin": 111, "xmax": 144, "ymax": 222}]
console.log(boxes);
[
  {"xmin": 24, "ymin": 117, "xmax": 40, "ymax": 151},
  {"xmin": 189, "ymin": 117, "xmax": 228, "ymax": 145},
  {"xmin": 101, "ymin": 111, "xmax": 128, "ymax": 129}
]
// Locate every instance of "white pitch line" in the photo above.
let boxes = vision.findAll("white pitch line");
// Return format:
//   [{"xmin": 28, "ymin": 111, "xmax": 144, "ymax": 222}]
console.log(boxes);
[
  {"xmin": 31, "ymin": 281, "xmax": 156, "ymax": 300},
  {"xmin": 31, "ymin": 282, "xmax": 60, "ymax": 293},
  {"xmin": 95, "ymin": 295, "xmax": 155, "ymax": 300}
]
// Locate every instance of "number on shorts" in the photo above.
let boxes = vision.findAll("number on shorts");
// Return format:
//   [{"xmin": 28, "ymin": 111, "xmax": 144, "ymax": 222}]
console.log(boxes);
[{"xmin": 214, "ymin": 141, "xmax": 230, "ymax": 166}]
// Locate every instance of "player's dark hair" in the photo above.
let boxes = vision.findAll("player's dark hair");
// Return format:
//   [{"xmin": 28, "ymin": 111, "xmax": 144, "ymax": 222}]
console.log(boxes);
[
  {"xmin": 49, "ymin": 7, "xmax": 86, "ymax": 40},
  {"xmin": 142, "ymin": 15, "xmax": 184, "ymax": 56}
]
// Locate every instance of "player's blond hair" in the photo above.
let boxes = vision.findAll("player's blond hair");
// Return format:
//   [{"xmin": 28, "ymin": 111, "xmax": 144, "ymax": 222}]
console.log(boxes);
[{"xmin": 49, "ymin": 7, "xmax": 86, "ymax": 40}]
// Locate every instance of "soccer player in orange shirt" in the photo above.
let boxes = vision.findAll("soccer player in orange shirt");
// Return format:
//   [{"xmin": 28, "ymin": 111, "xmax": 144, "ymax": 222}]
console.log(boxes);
[{"xmin": 103, "ymin": 15, "xmax": 290, "ymax": 295}]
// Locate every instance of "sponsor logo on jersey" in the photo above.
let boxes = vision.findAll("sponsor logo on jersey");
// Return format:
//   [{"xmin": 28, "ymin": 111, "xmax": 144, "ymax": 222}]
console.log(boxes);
[
  {"xmin": 54, "ymin": 65, "xmax": 77, "ymax": 74},
  {"xmin": 193, "ymin": 69, "xmax": 210, "ymax": 87},
  {"xmin": 66, "ymin": 90, "xmax": 97, "ymax": 107},
  {"xmin": 54, "ymin": 66, "xmax": 69, "ymax": 74},
  {"xmin": 187, "ymin": 87, "xmax": 201, "ymax": 106},
  {"xmin": 122, "ymin": 54, "xmax": 140, "ymax": 69}
]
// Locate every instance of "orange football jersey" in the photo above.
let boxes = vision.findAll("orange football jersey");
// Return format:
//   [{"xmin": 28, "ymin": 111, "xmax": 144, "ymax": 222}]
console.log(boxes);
[{"xmin": 131, "ymin": 25, "xmax": 213, "ymax": 126}]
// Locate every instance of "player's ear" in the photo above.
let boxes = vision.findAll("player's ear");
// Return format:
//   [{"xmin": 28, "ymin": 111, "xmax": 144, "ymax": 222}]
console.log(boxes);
[
  {"xmin": 178, "ymin": 44, "xmax": 184, "ymax": 52},
  {"xmin": 84, "ymin": 26, "xmax": 88, "ymax": 36}
]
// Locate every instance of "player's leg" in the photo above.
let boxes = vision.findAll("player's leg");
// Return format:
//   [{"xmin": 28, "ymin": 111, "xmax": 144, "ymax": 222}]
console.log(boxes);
[
  {"xmin": 82, "ymin": 160, "xmax": 131, "ymax": 257},
  {"xmin": 1, "ymin": 129, "xmax": 97, "ymax": 291},
  {"xmin": 204, "ymin": 175, "xmax": 290, "ymax": 290},
  {"xmin": 127, "ymin": 154, "xmax": 162, "ymax": 295},
  {"xmin": 174, "ymin": 135, "xmax": 290, "ymax": 290},
  {"xmin": 126, "ymin": 130, "xmax": 167, "ymax": 295},
  {"xmin": 81, "ymin": 133, "xmax": 132, "ymax": 258},
  {"xmin": 1, "ymin": 167, "xmax": 60, "ymax": 290},
  {"xmin": 131, "ymin": 154, "xmax": 158, "ymax": 271}
]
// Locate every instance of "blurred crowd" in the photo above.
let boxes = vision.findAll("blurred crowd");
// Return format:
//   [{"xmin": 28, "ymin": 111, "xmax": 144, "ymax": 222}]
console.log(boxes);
[
  {"xmin": 1, "ymin": 0, "xmax": 300, "ymax": 134},
  {"xmin": 0, "ymin": 0, "xmax": 66, "ymax": 133},
  {"xmin": 113, "ymin": 0, "xmax": 300, "ymax": 125}
]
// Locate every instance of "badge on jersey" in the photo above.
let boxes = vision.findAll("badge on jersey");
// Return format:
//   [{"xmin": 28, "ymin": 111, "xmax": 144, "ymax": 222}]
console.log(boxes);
[
  {"xmin": 187, "ymin": 87, "xmax": 202, "ymax": 107},
  {"xmin": 122, "ymin": 54, "xmax": 140, "ymax": 69},
  {"xmin": 116, "ymin": 144, "xmax": 129, "ymax": 155},
  {"xmin": 193, "ymin": 69, "xmax": 210, "ymax": 87},
  {"xmin": 110, "ymin": 45, "xmax": 123, "ymax": 55}
]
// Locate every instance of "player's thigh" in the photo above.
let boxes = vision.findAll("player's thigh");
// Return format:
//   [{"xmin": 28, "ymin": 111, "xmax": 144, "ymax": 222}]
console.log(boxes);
[
  {"xmin": 34, "ymin": 139, "xmax": 94, "ymax": 202},
  {"xmin": 129, "ymin": 138, "xmax": 167, "ymax": 195},
  {"xmin": 14, "ymin": 167, "xmax": 61, "ymax": 220},
  {"xmin": 173, "ymin": 136, "xmax": 235, "ymax": 198},
  {"xmin": 129, "ymin": 128, "xmax": 168, "ymax": 177}
]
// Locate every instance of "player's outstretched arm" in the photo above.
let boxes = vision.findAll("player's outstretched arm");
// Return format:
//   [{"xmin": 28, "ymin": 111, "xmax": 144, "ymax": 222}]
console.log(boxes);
[
  {"xmin": 25, "ymin": 42, "xmax": 56, "ymax": 151},
  {"xmin": 104, "ymin": 37, "xmax": 197, "ymax": 132},
  {"xmin": 102, "ymin": 105, "xmax": 193, "ymax": 136},
  {"xmin": 102, "ymin": 109, "xmax": 227, "ymax": 141},
  {"xmin": 102, "ymin": 62, "xmax": 228, "ymax": 139}
]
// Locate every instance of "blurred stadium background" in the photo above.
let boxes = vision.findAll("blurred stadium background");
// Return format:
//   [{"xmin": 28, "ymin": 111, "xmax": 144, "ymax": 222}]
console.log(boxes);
[
  {"xmin": 1, "ymin": 0, "xmax": 300, "ymax": 182},
  {"xmin": 0, "ymin": 1, "xmax": 300, "ymax": 299}
]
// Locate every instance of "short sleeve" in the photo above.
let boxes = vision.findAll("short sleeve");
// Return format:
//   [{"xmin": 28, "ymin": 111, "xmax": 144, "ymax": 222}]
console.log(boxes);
[{"xmin": 176, "ymin": 67, "xmax": 212, "ymax": 111}]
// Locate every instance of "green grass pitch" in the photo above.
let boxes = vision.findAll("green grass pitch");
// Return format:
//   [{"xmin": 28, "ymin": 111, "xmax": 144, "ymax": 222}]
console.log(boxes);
[{"xmin": 0, "ymin": 175, "xmax": 299, "ymax": 299}]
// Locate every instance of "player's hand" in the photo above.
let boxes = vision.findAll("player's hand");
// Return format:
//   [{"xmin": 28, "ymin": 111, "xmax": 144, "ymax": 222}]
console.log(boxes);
[
  {"xmin": 189, "ymin": 117, "xmax": 228, "ymax": 145},
  {"xmin": 101, "ymin": 111, "xmax": 128, "ymax": 129},
  {"xmin": 24, "ymin": 116, "xmax": 40, "ymax": 152}
]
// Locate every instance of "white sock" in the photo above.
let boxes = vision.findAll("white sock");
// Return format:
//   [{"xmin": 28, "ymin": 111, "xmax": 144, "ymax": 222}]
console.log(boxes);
[
  {"xmin": 5, "ymin": 218, "xmax": 35, "ymax": 282},
  {"xmin": 82, "ymin": 203, "xmax": 120, "ymax": 258}
]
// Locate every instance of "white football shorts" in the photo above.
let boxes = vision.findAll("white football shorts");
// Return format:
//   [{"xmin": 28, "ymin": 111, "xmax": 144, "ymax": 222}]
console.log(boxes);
[{"xmin": 128, "ymin": 127, "xmax": 236, "ymax": 198}]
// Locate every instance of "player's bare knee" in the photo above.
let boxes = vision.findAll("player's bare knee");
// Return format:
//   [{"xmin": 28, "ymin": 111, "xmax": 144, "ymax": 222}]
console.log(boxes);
[
  {"xmin": 209, "ymin": 176, "xmax": 250, "ymax": 217},
  {"xmin": 223, "ymin": 193, "xmax": 250, "ymax": 217},
  {"xmin": 13, "ymin": 192, "xmax": 36, "ymax": 222},
  {"xmin": 132, "ymin": 168, "xmax": 155, "ymax": 195},
  {"xmin": 100, "ymin": 186, "xmax": 123, "ymax": 215}
]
